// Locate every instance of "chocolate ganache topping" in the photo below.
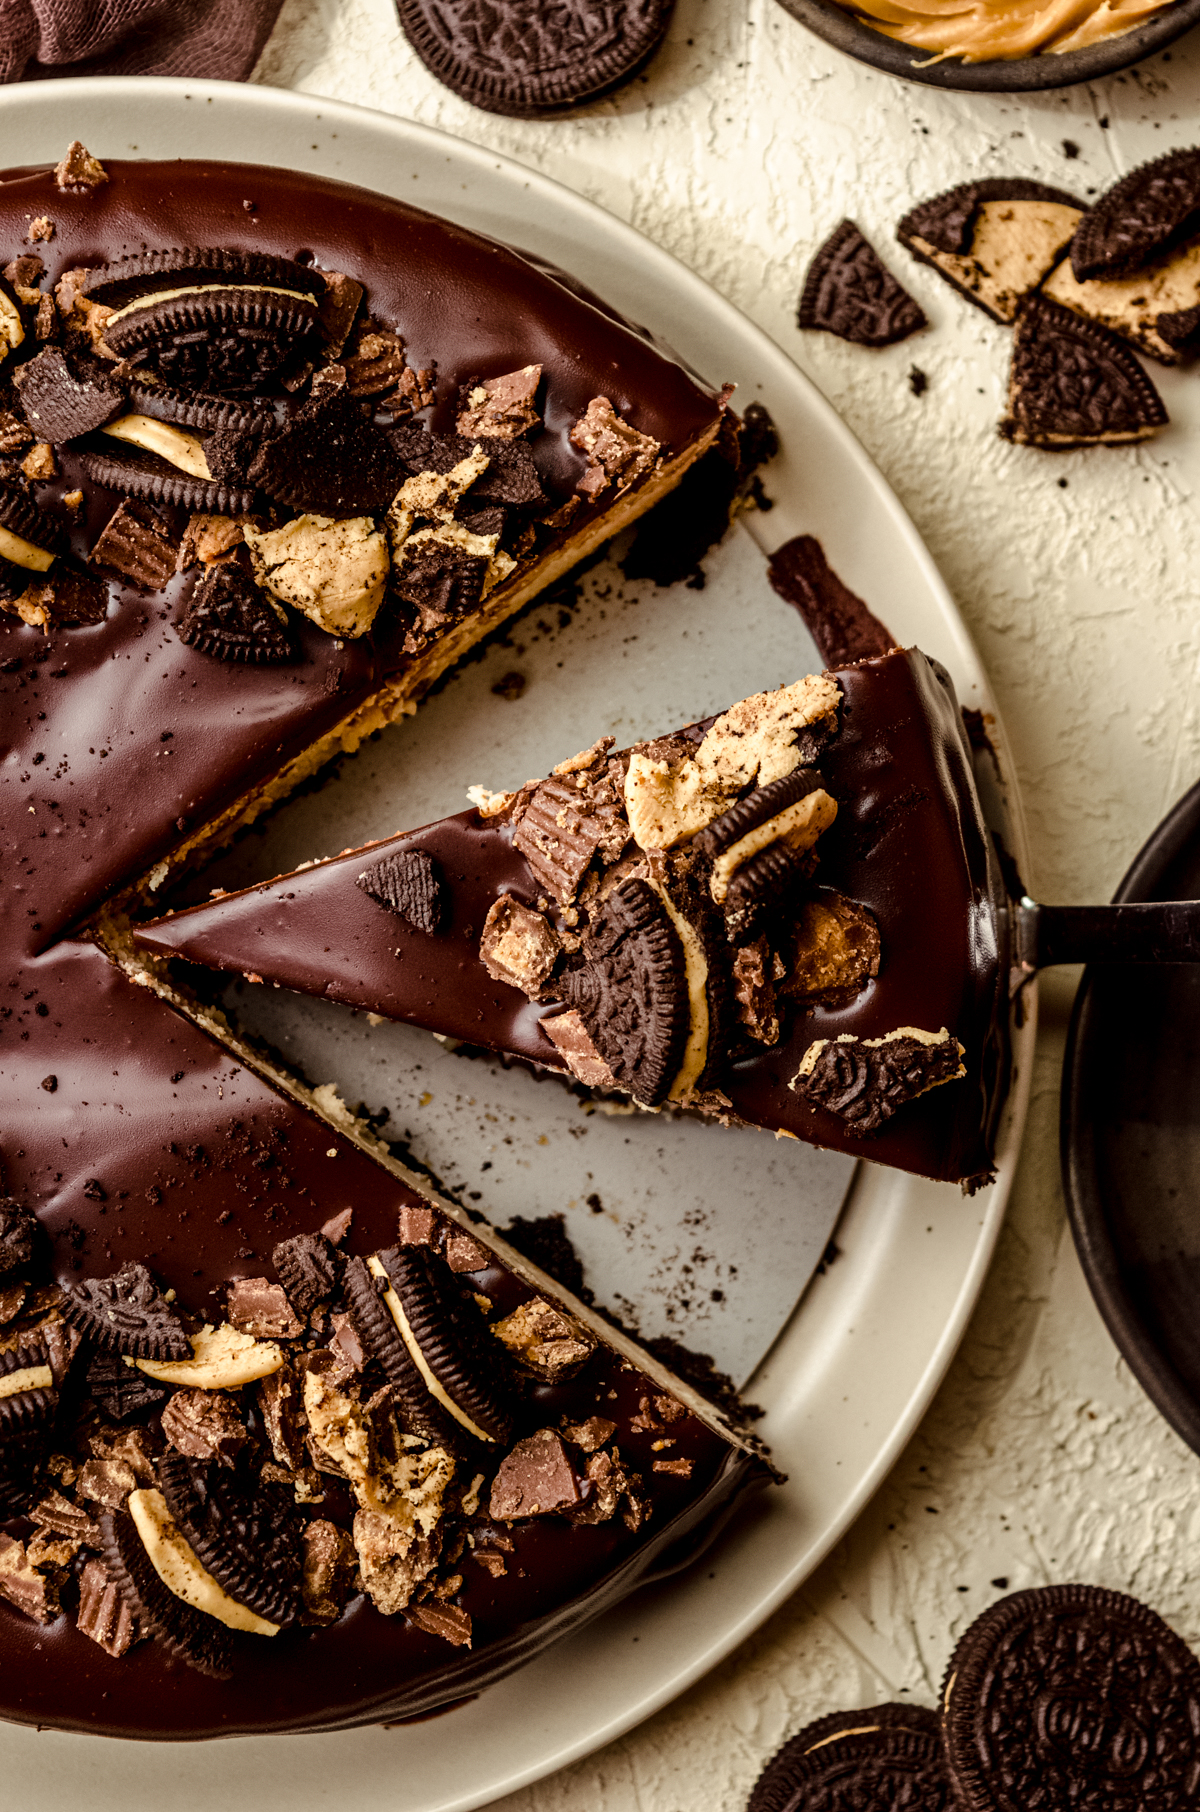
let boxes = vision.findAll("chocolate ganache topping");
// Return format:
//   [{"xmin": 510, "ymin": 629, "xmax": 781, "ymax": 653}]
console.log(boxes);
[{"xmin": 0, "ymin": 149, "xmax": 765, "ymax": 1739}]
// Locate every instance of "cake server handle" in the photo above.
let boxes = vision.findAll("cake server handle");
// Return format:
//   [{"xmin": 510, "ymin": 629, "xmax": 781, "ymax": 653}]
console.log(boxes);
[{"xmin": 1014, "ymin": 896, "xmax": 1200, "ymax": 974}]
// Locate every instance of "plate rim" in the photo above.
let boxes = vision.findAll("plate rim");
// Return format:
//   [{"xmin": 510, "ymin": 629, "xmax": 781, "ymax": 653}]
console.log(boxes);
[
  {"xmin": 1061, "ymin": 776, "xmax": 1200, "ymax": 1459},
  {"xmin": 0, "ymin": 77, "xmax": 1035, "ymax": 1808}
]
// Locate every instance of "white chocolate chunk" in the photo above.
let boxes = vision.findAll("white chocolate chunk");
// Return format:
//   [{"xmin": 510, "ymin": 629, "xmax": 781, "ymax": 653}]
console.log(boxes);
[
  {"xmin": 102, "ymin": 413, "xmax": 211, "ymax": 479},
  {"xmin": 135, "ymin": 1321, "xmax": 283, "ymax": 1388},
  {"xmin": 0, "ymin": 525, "xmax": 54, "ymax": 572},
  {"xmin": 244, "ymin": 514, "xmax": 388, "ymax": 639},
  {"xmin": 128, "ymin": 1487, "xmax": 279, "ymax": 1636},
  {"xmin": 0, "ymin": 1363, "xmax": 52, "ymax": 1399},
  {"xmin": 367, "ymin": 1255, "xmax": 495, "ymax": 1444}
]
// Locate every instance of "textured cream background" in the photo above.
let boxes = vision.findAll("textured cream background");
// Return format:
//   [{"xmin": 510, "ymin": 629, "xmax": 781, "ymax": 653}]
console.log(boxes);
[{"xmin": 249, "ymin": 8, "xmax": 1200, "ymax": 1804}]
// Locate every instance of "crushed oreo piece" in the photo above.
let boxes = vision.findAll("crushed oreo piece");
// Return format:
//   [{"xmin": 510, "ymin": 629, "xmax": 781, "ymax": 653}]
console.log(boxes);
[
  {"xmin": 88, "ymin": 499, "xmax": 178, "ymax": 590},
  {"xmin": 86, "ymin": 1348, "xmax": 168, "ymax": 1422},
  {"xmin": 558, "ymin": 879, "xmax": 689, "ymax": 1108},
  {"xmin": 158, "ymin": 1453, "xmax": 303, "ymax": 1627},
  {"xmin": 13, "ymin": 347, "xmax": 125, "ymax": 441},
  {"xmin": 356, "ymin": 846, "xmax": 445, "ymax": 935},
  {"xmin": 767, "ymin": 534, "xmax": 895, "ymax": 669},
  {"xmin": 0, "ymin": 478, "xmax": 64, "ymax": 559},
  {"xmin": 792, "ymin": 1029, "xmax": 965, "ymax": 1133},
  {"xmin": 99, "ymin": 1507, "xmax": 233, "ymax": 1678},
  {"xmin": 42, "ymin": 563, "xmax": 109, "ymax": 626},
  {"xmin": 799, "ymin": 220, "xmax": 926, "ymax": 346},
  {"xmin": 1071, "ymin": 147, "xmax": 1200, "ymax": 282},
  {"xmin": 456, "ymin": 364, "xmax": 542, "ymax": 439},
  {"xmin": 1001, "ymin": 295, "xmax": 1168, "ymax": 450},
  {"xmin": 724, "ymin": 842, "xmax": 816, "ymax": 942},
  {"xmin": 377, "ymin": 1245, "xmax": 517, "ymax": 1445},
  {"xmin": 272, "ymin": 1230, "xmax": 339, "ymax": 1317},
  {"xmin": 0, "ymin": 1199, "xmax": 37, "ymax": 1276},
  {"xmin": 63, "ymin": 1261, "xmax": 191, "ymax": 1360},
  {"xmin": 77, "ymin": 442, "xmax": 256, "ymax": 516},
  {"xmin": 248, "ymin": 385, "xmax": 403, "ymax": 513},
  {"xmin": 393, "ymin": 534, "xmax": 489, "ymax": 625},
  {"xmin": 176, "ymin": 558, "xmax": 295, "ymax": 664}
]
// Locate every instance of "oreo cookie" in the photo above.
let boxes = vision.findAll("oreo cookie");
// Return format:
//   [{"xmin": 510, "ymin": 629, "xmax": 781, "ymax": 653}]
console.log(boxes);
[
  {"xmin": 0, "ymin": 1341, "xmax": 56, "ymax": 1515},
  {"xmin": 1001, "ymin": 295, "xmax": 1167, "ymax": 451},
  {"xmin": 63, "ymin": 1261, "xmax": 192, "ymax": 1360},
  {"xmin": 0, "ymin": 479, "xmax": 65, "ymax": 565},
  {"xmin": 748, "ymin": 1704, "xmax": 950, "ymax": 1812},
  {"xmin": 77, "ymin": 442, "xmax": 257, "ymax": 516},
  {"xmin": 941, "ymin": 1583, "xmax": 1200, "ymax": 1809},
  {"xmin": 395, "ymin": 0, "xmax": 675, "ymax": 118},
  {"xmin": 175, "ymin": 560, "xmax": 295, "ymax": 665},
  {"xmin": 99, "ymin": 1507, "xmax": 233, "ymax": 1679},
  {"xmin": 1071, "ymin": 147, "xmax": 1200, "ymax": 282},
  {"xmin": 272, "ymin": 1230, "xmax": 339, "ymax": 1317},
  {"xmin": 88, "ymin": 250, "xmax": 323, "ymax": 394},
  {"xmin": 247, "ymin": 384, "xmax": 403, "ymax": 513},
  {"xmin": 898, "ymin": 179, "xmax": 1083, "ymax": 325},
  {"xmin": 698, "ymin": 767, "xmax": 828, "ymax": 860},
  {"xmin": 799, "ymin": 221, "xmax": 926, "ymax": 347},
  {"xmin": 560, "ymin": 879, "xmax": 689, "ymax": 1108},
  {"xmin": 792, "ymin": 1029, "xmax": 965, "ymax": 1133},
  {"xmin": 157, "ymin": 1453, "xmax": 303, "ymax": 1628},
  {"xmin": 83, "ymin": 247, "xmax": 323, "ymax": 310},
  {"xmin": 13, "ymin": 347, "xmax": 125, "ymax": 442},
  {"xmin": 374, "ymin": 1245, "xmax": 517, "ymax": 1445},
  {"xmin": 86, "ymin": 1348, "xmax": 168, "ymax": 1423},
  {"xmin": 342, "ymin": 1253, "xmax": 449, "ymax": 1444},
  {"xmin": 356, "ymin": 846, "xmax": 445, "ymax": 934}
]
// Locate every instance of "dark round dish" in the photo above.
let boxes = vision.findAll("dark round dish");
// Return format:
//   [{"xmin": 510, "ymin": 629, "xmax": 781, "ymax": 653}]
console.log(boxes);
[
  {"xmin": 1062, "ymin": 775, "xmax": 1200, "ymax": 1458},
  {"xmin": 774, "ymin": 0, "xmax": 1200, "ymax": 90}
]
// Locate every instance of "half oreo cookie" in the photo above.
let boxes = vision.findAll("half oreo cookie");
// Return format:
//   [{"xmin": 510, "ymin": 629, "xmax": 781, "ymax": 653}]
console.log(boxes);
[
  {"xmin": 99, "ymin": 1506, "xmax": 233, "ymax": 1679},
  {"xmin": 748, "ymin": 1703, "xmax": 951, "ymax": 1812},
  {"xmin": 77, "ymin": 443, "xmax": 258, "ymax": 516},
  {"xmin": 157, "ymin": 1453, "xmax": 303, "ymax": 1628},
  {"xmin": 85, "ymin": 248, "xmax": 323, "ymax": 393},
  {"xmin": 176, "ymin": 559, "xmax": 296, "ymax": 665},
  {"xmin": 1071, "ymin": 146, "xmax": 1200, "ymax": 282},
  {"xmin": 898, "ymin": 179, "xmax": 1083, "ymax": 324},
  {"xmin": 342, "ymin": 1253, "xmax": 452, "ymax": 1445},
  {"xmin": 374, "ymin": 1245, "xmax": 517, "ymax": 1445},
  {"xmin": 395, "ymin": 0, "xmax": 675, "ymax": 118},
  {"xmin": 799, "ymin": 221, "xmax": 926, "ymax": 347},
  {"xmin": 1001, "ymin": 295, "xmax": 1167, "ymax": 450},
  {"xmin": 941, "ymin": 1583, "xmax": 1200, "ymax": 1810}
]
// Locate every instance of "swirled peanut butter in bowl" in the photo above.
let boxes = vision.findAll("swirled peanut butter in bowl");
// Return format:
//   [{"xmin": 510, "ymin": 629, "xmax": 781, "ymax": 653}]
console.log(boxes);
[{"xmin": 848, "ymin": 0, "xmax": 1176, "ymax": 61}]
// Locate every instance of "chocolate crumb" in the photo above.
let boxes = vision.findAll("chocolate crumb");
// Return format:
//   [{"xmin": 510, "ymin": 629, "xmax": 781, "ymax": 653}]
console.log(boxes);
[{"xmin": 909, "ymin": 366, "xmax": 928, "ymax": 396}]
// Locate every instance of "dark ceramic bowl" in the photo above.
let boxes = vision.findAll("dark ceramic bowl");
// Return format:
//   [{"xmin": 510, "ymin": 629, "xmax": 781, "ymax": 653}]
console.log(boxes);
[
  {"xmin": 774, "ymin": 0, "xmax": 1200, "ymax": 90},
  {"xmin": 1061, "ymin": 777, "xmax": 1200, "ymax": 1459}
]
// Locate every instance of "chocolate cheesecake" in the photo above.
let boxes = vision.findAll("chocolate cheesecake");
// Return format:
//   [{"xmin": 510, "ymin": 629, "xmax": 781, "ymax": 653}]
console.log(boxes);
[
  {"xmin": 0, "ymin": 147, "xmax": 765, "ymax": 1739},
  {"xmin": 138, "ymin": 647, "xmax": 1010, "ymax": 1189}
]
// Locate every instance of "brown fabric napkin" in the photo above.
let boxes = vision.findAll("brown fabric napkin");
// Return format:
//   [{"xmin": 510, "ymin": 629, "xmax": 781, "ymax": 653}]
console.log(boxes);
[{"xmin": 1, "ymin": 0, "xmax": 286, "ymax": 83}]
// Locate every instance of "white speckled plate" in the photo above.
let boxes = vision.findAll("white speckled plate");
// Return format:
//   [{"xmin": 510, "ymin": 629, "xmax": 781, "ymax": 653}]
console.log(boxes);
[{"xmin": 0, "ymin": 79, "xmax": 1034, "ymax": 1812}]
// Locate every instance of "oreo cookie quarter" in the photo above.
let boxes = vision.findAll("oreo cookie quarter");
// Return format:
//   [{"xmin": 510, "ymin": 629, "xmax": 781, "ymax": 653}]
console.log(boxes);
[
  {"xmin": 1001, "ymin": 295, "xmax": 1168, "ymax": 451},
  {"xmin": 396, "ymin": 0, "xmax": 675, "ymax": 119},
  {"xmin": 1071, "ymin": 147, "xmax": 1200, "ymax": 282},
  {"xmin": 748, "ymin": 1703, "xmax": 951, "ymax": 1812},
  {"xmin": 942, "ymin": 1583, "xmax": 1200, "ymax": 1810},
  {"xmin": 799, "ymin": 221, "xmax": 926, "ymax": 347}
]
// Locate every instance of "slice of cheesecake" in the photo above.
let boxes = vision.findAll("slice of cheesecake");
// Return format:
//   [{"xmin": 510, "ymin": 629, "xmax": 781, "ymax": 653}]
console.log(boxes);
[
  {"xmin": 0, "ymin": 154, "xmax": 727, "ymax": 954},
  {"xmin": 138, "ymin": 646, "xmax": 1011, "ymax": 1190}
]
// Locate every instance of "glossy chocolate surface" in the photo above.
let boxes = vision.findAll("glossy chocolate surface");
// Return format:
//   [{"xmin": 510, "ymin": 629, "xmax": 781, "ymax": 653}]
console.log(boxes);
[
  {"xmin": 0, "ymin": 157, "xmax": 721, "ymax": 952},
  {"xmin": 141, "ymin": 648, "xmax": 1008, "ymax": 1184},
  {"xmin": 0, "ymin": 158, "xmax": 757, "ymax": 1740}
]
